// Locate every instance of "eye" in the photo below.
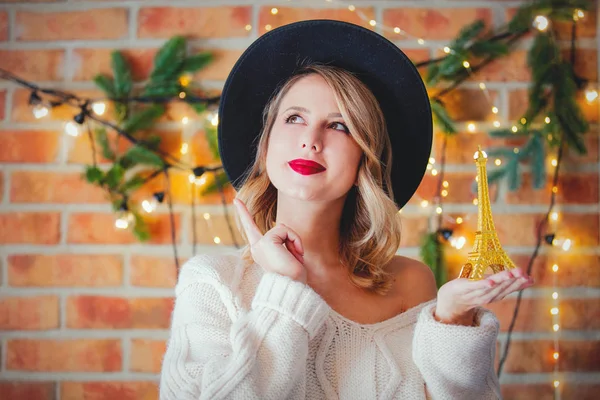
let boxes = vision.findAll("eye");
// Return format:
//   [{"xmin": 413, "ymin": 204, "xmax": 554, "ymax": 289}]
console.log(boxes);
[
  {"xmin": 285, "ymin": 114, "xmax": 304, "ymax": 124},
  {"xmin": 330, "ymin": 121, "xmax": 350, "ymax": 134}
]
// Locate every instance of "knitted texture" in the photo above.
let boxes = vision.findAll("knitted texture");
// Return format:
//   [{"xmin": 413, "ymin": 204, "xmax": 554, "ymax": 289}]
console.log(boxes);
[{"xmin": 159, "ymin": 253, "xmax": 502, "ymax": 400}]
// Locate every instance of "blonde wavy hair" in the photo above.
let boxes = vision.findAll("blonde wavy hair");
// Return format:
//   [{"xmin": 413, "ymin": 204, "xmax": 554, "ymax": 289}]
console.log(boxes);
[{"xmin": 235, "ymin": 64, "xmax": 402, "ymax": 295}]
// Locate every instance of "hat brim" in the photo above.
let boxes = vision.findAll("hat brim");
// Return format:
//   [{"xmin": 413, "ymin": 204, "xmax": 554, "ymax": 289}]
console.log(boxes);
[{"xmin": 218, "ymin": 19, "xmax": 432, "ymax": 209}]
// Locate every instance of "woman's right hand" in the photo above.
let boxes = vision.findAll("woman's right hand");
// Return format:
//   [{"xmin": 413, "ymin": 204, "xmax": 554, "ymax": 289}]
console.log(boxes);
[{"xmin": 233, "ymin": 198, "xmax": 307, "ymax": 283}]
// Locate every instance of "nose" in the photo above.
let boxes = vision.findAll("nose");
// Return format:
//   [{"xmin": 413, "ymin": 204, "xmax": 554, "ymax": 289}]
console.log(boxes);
[{"xmin": 301, "ymin": 127, "xmax": 322, "ymax": 152}]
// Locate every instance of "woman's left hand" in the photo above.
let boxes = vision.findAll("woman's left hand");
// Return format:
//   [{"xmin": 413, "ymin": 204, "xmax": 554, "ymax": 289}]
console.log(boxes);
[{"xmin": 434, "ymin": 268, "xmax": 534, "ymax": 325}]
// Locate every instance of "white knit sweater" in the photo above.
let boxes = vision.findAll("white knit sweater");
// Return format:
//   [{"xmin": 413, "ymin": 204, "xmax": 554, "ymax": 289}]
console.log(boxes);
[{"xmin": 159, "ymin": 253, "xmax": 502, "ymax": 400}]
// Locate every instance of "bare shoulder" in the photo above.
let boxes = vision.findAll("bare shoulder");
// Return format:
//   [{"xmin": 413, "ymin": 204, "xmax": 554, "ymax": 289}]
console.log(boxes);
[{"xmin": 387, "ymin": 255, "xmax": 437, "ymax": 307}]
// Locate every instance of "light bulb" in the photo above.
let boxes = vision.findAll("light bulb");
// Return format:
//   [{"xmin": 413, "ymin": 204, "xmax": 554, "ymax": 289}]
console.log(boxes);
[
  {"xmin": 265, "ymin": 24, "xmax": 272, "ymax": 31},
  {"xmin": 455, "ymin": 217, "xmax": 463, "ymax": 224},
  {"xmin": 32, "ymin": 104, "xmax": 49, "ymax": 119},
  {"xmin": 420, "ymin": 200, "xmax": 429, "ymax": 208},
  {"xmin": 493, "ymin": 121, "xmax": 501, "ymax": 128},
  {"xmin": 64, "ymin": 121, "xmax": 82, "ymax": 137},
  {"xmin": 141, "ymin": 198, "xmax": 158, "ymax": 213},
  {"xmin": 442, "ymin": 181, "xmax": 449, "ymax": 188},
  {"xmin": 551, "ymin": 307, "xmax": 559, "ymax": 315},
  {"xmin": 553, "ymin": 352, "xmax": 559, "ymax": 360},
  {"xmin": 203, "ymin": 213, "xmax": 210, "ymax": 220},
  {"xmin": 441, "ymin": 189, "xmax": 448, "ymax": 197},
  {"xmin": 180, "ymin": 142, "xmax": 189, "ymax": 155},
  {"xmin": 585, "ymin": 88, "xmax": 598, "ymax": 103},
  {"xmin": 271, "ymin": 7, "xmax": 278, "ymax": 14},
  {"xmin": 245, "ymin": 24, "xmax": 252, "ymax": 31},
  {"xmin": 467, "ymin": 123, "xmax": 476, "ymax": 132},
  {"xmin": 552, "ymin": 292, "xmax": 558, "ymax": 299},
  {"xmin": 92, "ymin": 102, "xmax": 106, "ymax": 116},
  {"xmin": 450, "ymin": 236, "xmax": 466, "ymax": 250},
  {"xmin": 553, "ymin": 380, "xmax": 560, "ymax": 388},
  {"xmin": 369, "ymin": 20, "xmax": 376, "ymax": 27},
  {"xmin": 553, "ymin": 324, "xmax": 560, "ymax": 331},
  {"xmin": 115, "ymin": 211, "xmax": 134, "ymax": 229},
  {"xmin": 552, "ymin": 264, "xmax": 559, "ymax": 272},
  {"xmin": 182, "ymin": 116, "xmax": 189, "ymax": 125},
  {"xmin": 495, "ymin": 159, "xmax": 502, "ymax": 166},
  {"xmin": 213, "ymin": 236, "xmax": 221, "ymax": 244},
  {"xmin": 436, "ymin": 206, "xmax": 442, "ymax": 214},
  {"xmin": 348, "ymin": 5, "xmax": 356, "ymax": 12},
  {"xmin": 492, "ymin": 106, "xmax": 499, "ymax": 114},
  {"xmin": 431, "ymin": 169, "xmax": 438, "ymax": 176},
  {"xmin": 550, "ymin": 212, "xmax": 559, "ymax": 221},
  {"xmin": 211, "ymin": 113, "xmax": 219, "ymax": 127},
  {"xmin": 533, "ymin": 15, "xmax": 550, "ymax": 31}
]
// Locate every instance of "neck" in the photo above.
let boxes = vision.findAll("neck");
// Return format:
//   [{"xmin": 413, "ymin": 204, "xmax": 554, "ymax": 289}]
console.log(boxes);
[{"xmin": 275, "ymin": 194, "xmax": 347, "ymax": 280}]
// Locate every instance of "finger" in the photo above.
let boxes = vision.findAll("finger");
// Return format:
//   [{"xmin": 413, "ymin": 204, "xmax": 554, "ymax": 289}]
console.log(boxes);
[
  {"xmin": 465, "ymin": 277, "xmax": 514, "ymax": 301},
  {"xmin": 487, "ymin": 269, "xmax": 517, "ymax": 284},
  {"xmin": 285, "ymin": 240, "xmax": 304, "ymax": 264},
  {"xmin": 492, "ymin": 277, "xmax": 533, "ymax": 302},
  {"xmin": 270, "ymin": 223, "xmax": 304, "ymax": 255},
  {"xmin": 233, "ymin": 199, "xmax": 263, "ymax": 245},
  {"xmin": 479, "ymin": 278, "xmax": 517, "ymax": 303}
]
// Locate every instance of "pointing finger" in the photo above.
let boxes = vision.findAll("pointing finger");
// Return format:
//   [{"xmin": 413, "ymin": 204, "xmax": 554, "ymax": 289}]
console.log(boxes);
[{"xmin": 233, "ymin": 199, "xmax": 263, "ymax": 245}]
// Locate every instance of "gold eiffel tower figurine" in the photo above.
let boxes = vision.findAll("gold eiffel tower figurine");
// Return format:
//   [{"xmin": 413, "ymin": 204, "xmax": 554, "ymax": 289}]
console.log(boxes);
[{"xmin": 458, "ymin": 146, "xmax": 517, "ymax": 280}]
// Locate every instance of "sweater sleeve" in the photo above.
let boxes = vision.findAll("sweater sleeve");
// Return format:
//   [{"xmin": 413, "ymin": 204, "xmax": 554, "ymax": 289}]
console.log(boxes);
[
  {"xmin": 412, "ymin": 302, "xmax": 502, "ymax": 400},
  {"xmin": 159, "ymin": 257, "xmax": 331, "ymax": 400}
]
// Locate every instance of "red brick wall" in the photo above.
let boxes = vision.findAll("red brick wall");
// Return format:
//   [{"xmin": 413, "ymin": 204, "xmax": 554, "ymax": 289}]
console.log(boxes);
[{"xmin": 0, "ymin": 1, "xmax": 598, "ymax": 399}]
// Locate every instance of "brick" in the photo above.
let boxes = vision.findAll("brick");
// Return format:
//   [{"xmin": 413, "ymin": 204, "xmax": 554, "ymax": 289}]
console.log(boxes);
[
  {"xmin": 10, "ymin": 171, "xmax": 107, "ymax": 203},
  {"xmin": 61, "ymin": 381, "xmax": 158, "ymax": 400},
  {"xmin": 0, "ymin": 130, "xmax": 59, "ymax": 163},
  {"xmin": 0, "ymin": 11, "xmax": 7, "ymax": 41},
  {"xmin": 73, "ymin": 48, "xmax": 157, "ymax": 82},
  {"xmin": 383, "ymin": 8, "xmax": 492, "ymax": 41},
  {"xmin": 8, "ymin": 254, "xmax": 123, "ymax": 287},
  {"xmin": 0, "ymin": 212, "xmax": 60, "ymax": 244},
  {"xmin": 130, "ymin": 339, "xmax": 166, "ymax": 373},
  {"xmin": 0, "ymin": 172, "xmax": 3, "ymax": 202},
  {"xmin": 510, "ymin": 253, "xmax": 600, "ymax": 288},
  {"xmin": 138, "ymin": 7, "xmax": 251, "ymax": 39},
  {"xmin": 398, "ymin": 216, "xmax": 428, "ymax": 248},
  {"xmin": 191, "ymin": 212, "xmax": 244, "ymax": 247},
  {"xmin": 0, "ymin": 90, "xmax": 5, "ymax": 120},
  {"xmin": 564, "ymin": 135, "xmax": 599, "ymax": 164},
  {"xmin": 502, "ymin": 340, "xmax": 600, "ymax": 373},
  {"xmin": 501, "ymin": 384, "xmax": 554, "ymax": 400},
  {"xmin": 6, "ymin": 339, "xmax": 121, "ymax": 372},
  {"xmin": 130, "ymin": 255, "xmax": 180, "ymax": 287},
  {"xmin": 485, "ymin": 298, "xmax": 600, "ymax": 332},
  {"xmin": 561, "ymin": 49, "xmax": 597, "ymax": 82},
  {"xmin": 66, "ymin": 296, "xmax": 173, "ymax": 329},
  {"xmin": 0, "ymin": 296, "xmax": 59, "ymax": 330},
  {"xmin": 563, "ymin": 384, "xmax": 600, "ymax": 400},
  {"xmin": 438, "ymin": 89, "xmax": 499, "ymax": 122},
  {"xmin": 189, "ymin": 48, "xmax": 243, "ymax": 81},
  {"xmin": 0, "ymin": 50, "xmax": 65, "ymax": 81},
  {"xmin": 67, "ymin": 212, "xmax": 181, "ymax": 244},
  {"xmin": 470, "ymin": 51, "xmax": 531, "ymax": 82},
  {"xmin": 0, "ymin": 382, "xmax": 55, "ymax": 400},
  {"xmin": 556, "ymin": 8, "xmax": 597, "ymax": 39},
  {"xmin": 258, "ymin": 6, "xmax": 374, "ymax": 35},
  {"xmin": 506, "ymin": 173, "xmax": 599, "ymax": 205},
  {"xmin": 16, "ymin": 9, "xmax": 128, "ymax": 41}
]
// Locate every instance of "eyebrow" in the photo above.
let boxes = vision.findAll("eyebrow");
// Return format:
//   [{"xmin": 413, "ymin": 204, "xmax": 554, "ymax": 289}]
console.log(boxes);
[{"xmin": 283, "ymin": 106, "xmax": 342, "ymax": 119}]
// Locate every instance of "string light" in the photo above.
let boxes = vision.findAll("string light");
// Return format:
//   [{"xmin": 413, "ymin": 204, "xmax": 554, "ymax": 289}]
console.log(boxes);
[
  {"xmin": 245, "ymin": 24, "xmax": 252, "ymax": 31},
  {"xmin": 32, "ymin": 104, "xmax": 49, "ymax": 119},
  {"xmin": 456, "ymin": 217, "xmax": 463, "ymax": 224},
  {"xmin": 585, "ymin": 88, "xmax": 599, "ymax": 103},
  {"xmin": 180, "ymin": 142, "xmax": 189, "ymax": 155},
  {"xmin": 115, "ymin": 210, "xmax": 134, "ymax": 229},
  {"xmin": 141, "ymin": 192, "xmax": 164, "ymax": 214},
  {"xmin": 181, "ymin": 116, "xmax": 189, "ymax": 125},
  {"xmin": 64, "ymin": 121, "xmax": 82, "ymax": 137},
  {"xmin": 271, "ymin": 7, "xmax": 278, "ymax": 15},
  {"xmin": 573, "ymin": 9, "xmax": 585, "ymax": 21},
  {"xmin": 450, "ymin": 236, "xmax": 466, "ymax": 249},
  {"xmin": 533, "ymin": 15, "xmax": 550, "ymax": 31},
  {"xmin": 91, "ymin": 102, "xmax": 106, "ymax": 116},
  {"xmin": 467, "ymin": 122, "xmax": 476, "ymax": 132}
]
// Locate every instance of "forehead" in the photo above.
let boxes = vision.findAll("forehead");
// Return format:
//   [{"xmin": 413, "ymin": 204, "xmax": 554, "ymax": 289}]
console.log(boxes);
[{"xmin": 279, "ymin": 74, "xmax": 338, "ymax": 108}]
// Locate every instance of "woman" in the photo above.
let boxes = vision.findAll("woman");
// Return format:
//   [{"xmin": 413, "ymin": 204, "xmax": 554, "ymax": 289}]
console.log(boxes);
[{"xmin": 159, "ymin": 20, "xmax": 533, "ymax": 399}]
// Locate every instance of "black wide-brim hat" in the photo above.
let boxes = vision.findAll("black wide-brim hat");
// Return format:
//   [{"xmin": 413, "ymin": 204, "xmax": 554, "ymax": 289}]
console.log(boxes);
[{"xmin": 218, "ymin": 19, "xmax": 432, "ymax": 210}]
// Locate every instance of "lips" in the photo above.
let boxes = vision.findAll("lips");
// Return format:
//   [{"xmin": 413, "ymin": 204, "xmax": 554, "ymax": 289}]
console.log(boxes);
[{"xmin": 288, "ymin": 159, "xmax": 326, "ymax": 175}]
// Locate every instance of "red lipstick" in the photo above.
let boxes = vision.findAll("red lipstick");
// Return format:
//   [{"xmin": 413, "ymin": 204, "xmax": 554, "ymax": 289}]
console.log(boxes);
[{"xmin": 288, "ymin": 159, "xmax": 326, "ymax": 175}]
